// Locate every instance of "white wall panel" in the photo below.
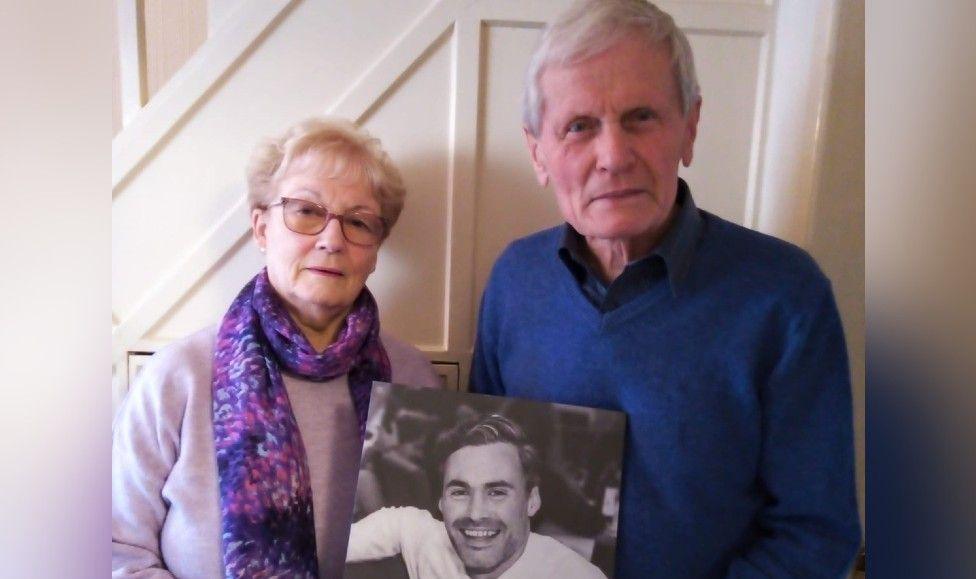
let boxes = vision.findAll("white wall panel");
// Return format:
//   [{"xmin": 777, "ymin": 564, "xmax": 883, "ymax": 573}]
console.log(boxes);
[
  {"xmin": 360, "ymin": 29, "xmax": 453, "ymax": 351},
  {"xmin": 148, "ymin": 234, "xmax": 262, "ymax": 346},
  {"xmin": 207, "ymin": 0, "xmax": 245, "ymax": 36},
  {"xmin": 681, "ymin": 32, "xmax": 763, "ymax": 224},
  {"xmin": 474, "ymin": 23, "xmax": 560, "ymax": 312}
]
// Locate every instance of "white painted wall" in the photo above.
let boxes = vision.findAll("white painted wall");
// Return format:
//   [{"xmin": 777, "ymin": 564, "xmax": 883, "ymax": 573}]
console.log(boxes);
[
  {"xmin": 113, "ymin": 0, "xmax": 854, "ymax": 413},
  {"xmin": 208, "ymin": 0, "xmax": 245, "ymax": 37}
]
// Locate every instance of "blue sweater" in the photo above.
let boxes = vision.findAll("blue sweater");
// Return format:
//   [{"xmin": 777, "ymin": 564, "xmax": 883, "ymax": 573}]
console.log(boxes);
[{"xmin": 470, "ymin": 207, "xmax": 860, "ymax": 578}]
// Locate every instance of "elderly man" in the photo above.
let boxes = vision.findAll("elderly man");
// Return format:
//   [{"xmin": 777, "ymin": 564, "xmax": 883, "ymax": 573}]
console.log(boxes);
[
  {"xmin": 470, "ymin": 1, "xmax": 861, "ymax": 578},
  {"xmin": 346, "ymin": 413, "xmax": 606, "ymax": 578}
]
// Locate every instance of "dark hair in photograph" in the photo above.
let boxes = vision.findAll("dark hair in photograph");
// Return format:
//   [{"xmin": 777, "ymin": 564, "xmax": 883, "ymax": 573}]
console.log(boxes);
[{"xmin": 435, "ymin": 413, "xmax": 541, "ymax": 491}]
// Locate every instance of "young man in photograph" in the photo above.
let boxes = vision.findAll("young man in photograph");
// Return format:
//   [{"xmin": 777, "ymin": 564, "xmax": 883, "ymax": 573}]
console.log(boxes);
[{"xmin": 346, "ymin": 414, "xmax": 606, "ymax": 579}]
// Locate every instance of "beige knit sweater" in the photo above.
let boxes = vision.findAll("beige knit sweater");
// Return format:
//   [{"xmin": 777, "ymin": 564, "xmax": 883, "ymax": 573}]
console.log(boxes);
[{"xmin": 112, "ymin": 326, "xmax": 441, "ymax": 578}]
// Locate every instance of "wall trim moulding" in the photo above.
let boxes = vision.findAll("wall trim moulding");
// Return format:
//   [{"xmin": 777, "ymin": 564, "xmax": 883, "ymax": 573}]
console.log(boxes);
[{"xmin": 112, "ymin": 0, "xmax": 297, "ymax": 193}]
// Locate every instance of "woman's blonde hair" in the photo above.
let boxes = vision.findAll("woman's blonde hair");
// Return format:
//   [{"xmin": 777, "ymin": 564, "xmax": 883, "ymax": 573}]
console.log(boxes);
[{"xmin": 246, "ymin": 117, "xmax": 407, "ymax": 235}]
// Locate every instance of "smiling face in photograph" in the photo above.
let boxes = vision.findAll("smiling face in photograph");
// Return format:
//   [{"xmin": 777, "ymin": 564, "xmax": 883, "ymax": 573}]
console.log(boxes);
[
  {"xmin": 439, "ymin": 442, "xmax": 541, "ymax": 579},
  {"xmin": 252, "ymin": 151, "xmax": 382, "ymax": 329}
]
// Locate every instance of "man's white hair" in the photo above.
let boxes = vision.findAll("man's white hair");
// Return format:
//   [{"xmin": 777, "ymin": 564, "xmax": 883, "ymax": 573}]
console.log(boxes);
[{"xmin": 522, "ymin": 0, "xmax": 701, "ymax": 136}]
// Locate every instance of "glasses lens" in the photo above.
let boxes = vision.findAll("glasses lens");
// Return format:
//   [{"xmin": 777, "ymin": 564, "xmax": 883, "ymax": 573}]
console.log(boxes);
[
  {"xmin": 341, "ymin": 211, "xmax": 385, "ymax": 245},
  {"xmin": 279, "ymin": 198, "xmax": 385, "ymax": 244},
  {"xmin": 282, "ymin": 199, "xmax": 327, "ymax": 234}
]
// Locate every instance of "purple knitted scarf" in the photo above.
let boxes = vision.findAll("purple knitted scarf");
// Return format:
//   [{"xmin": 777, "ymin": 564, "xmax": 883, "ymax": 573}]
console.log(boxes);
[{"xmin": 212, "ymin": 269, "xmax": 390, "ymax": 578}]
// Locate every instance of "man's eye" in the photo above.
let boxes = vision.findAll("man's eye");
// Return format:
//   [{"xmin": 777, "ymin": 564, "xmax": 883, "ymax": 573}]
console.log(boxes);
[
  {"xmin": 487, "ymin": 489, "xmax": 509, "ymax": 498},
  {"xmin": 448, "ymin": 489, "xmax": 468, "ymax": 498},
  {"xmin": 623, "ymin": 108, "xmax": 657, "ymax": 127},
  {"xmin": 566, "ymin": 118, "xmax": 595, "ymax": 134},
  {"xmin": 633, "ymin": 108, "xmax": 655, "ymax": 120}
]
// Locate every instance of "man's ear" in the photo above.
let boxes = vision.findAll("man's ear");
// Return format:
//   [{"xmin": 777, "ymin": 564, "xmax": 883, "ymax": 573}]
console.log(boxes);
[
  {"xmin": 523, "ymin": 126, "xmax": 550, "ymax": 188},
  {"xmin": 526, "ymin": 485, "xmax": 541, "ymax": 517},
  {"xmin": 681, "ymin": 97, "xmax": 702, "ymax": 167},
  {"xmin": 251, "ymin": 207, "xmax": 268, "ymax": 251},
  {"xmin": 438, "ymin": 496, "xmax": 445, "ymax": 517}
]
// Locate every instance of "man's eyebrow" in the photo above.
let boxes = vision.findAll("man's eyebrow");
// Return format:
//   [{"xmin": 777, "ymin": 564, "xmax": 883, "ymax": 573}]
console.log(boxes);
[
  {"xmin": 625, "ymin": 105, "xmax": 659, "ymax": 114},
  {"xmin": 443, "ymin": 480, "xmax": 516, "ymax": 489},
  {"xmin": 485, "ymin": 481, "xmax": 516, "ymax": 489}
]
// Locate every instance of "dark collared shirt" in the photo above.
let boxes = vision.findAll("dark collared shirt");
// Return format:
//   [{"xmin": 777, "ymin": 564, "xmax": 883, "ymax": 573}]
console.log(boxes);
[{"xmin": 557, "ymin": 178, "xmax": 703, "ymax": 312}]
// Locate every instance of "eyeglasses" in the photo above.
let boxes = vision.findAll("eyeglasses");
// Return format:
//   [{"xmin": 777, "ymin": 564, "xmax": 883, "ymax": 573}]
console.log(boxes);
[{"xmin": 264, "ymin": 197, "xmax": 386, "ymax": 246}]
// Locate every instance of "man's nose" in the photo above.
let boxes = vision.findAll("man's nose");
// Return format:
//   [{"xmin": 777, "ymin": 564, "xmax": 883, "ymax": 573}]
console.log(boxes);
[
  {"xmin": 467, "ymin": 492, "xmax": 489, "ymax": 520},
  {"xmin": 316, "ymin": 215, "xmax": 346, "ymax": 252},
  {"xmin": 595, "ymin": 124, "xmax": 635, "ymax": 175}
]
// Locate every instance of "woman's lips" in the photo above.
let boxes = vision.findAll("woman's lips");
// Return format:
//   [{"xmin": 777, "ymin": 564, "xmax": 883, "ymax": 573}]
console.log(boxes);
[{"xmin": 305, "ymin": 267, "xmax": 343, "ymax": 277}]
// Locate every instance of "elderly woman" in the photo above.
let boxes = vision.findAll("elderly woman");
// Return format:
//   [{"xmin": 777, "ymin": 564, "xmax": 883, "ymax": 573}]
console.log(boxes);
[{"xmin": 112, "ymin": 118, "xmax": 441, "ymax": 578}]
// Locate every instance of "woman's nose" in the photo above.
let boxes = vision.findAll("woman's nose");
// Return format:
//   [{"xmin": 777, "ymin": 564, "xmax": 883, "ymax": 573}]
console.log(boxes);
[{"xmin": 315, "ymin": 216, "xmax": 346, "ymax": 252}]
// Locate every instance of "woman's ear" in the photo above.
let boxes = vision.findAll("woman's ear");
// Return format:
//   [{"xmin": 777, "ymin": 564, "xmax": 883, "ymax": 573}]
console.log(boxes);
[
  {"xmin": 251, "ymin": 208, "xmax": 268, "ymax": 252},
  {"xmin": 368, "ymin": 250, "xmax": 378, "ymax": 274}
]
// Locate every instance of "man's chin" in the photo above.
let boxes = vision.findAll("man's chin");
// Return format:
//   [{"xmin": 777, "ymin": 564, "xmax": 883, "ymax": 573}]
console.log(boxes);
[
  {"xmin": 576, "ymin": 215, "xmax": 666, "ymax": 242},
  {"xmin": 461, "ymin": 561, "xmax": 503, "ymax": 578},
  {"xmin": 459, "ymin": 550, "xmax": 499, "ymax": 569},
  {"xmin": 456, "ymin": 548, "xmax": 505, "ymax": 576}
]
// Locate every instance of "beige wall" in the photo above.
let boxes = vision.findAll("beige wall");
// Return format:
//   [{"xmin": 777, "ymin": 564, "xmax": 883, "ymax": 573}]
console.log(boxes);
[
  {"xmin": 808, "ymin": 0, "xmax": 866, "ymax": 535},
  {"xmin": 142, "ymin": 0, "xmax": 208, "ymax": 98},
  {"xmin": 112, "ymin": 0, "xmax": 208, "ymax": 136}
]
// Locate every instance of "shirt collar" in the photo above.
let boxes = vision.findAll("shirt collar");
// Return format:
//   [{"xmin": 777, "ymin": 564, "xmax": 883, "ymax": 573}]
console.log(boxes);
[{"xmin": 557, "ymin": 178, "xmax": 702, "ymax": 297}]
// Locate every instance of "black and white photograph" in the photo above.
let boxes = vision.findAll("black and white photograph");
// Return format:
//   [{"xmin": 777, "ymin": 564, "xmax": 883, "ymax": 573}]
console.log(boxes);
[{"xmin": 344, "ymin": 382, "xmax": 626, "ymax": 579}]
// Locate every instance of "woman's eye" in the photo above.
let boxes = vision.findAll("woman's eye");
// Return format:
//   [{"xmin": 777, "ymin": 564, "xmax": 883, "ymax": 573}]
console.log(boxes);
[
  {"xmin": 293, "ymin": 204, "xmax": 325, "ymax": 218},
  {"xmin": 347, "ymin": 218, "xmax": 369, "ymax": 230}
]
